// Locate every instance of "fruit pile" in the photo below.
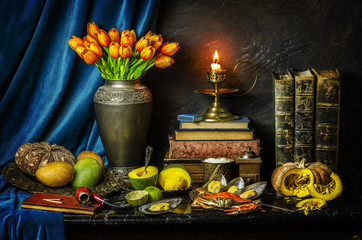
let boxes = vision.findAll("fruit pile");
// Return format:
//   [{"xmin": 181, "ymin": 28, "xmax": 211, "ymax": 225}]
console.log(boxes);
[
  {"xmin": 125, "ymin": 164, "xmax": 192, "ymax": 207},
  {"xmin": 15, "ymin": 142, "xmax": 104, "ymax": 188}
]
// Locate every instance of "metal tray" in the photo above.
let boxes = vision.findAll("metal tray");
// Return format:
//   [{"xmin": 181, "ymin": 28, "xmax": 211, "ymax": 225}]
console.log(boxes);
[{"xmin": 1, "ymin": 162, "xmax": 124, "ymax": 196}]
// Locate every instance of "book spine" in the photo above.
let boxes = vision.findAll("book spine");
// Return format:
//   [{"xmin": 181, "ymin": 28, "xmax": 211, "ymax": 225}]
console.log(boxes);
[
  {"xmin": 168, "ymin": 135, "xmax": 260, "ymax": 158},
  {"xmin": 291, "ymin": 69, "xmax": 315, "ymax": 163},
  {"xmin": 312, "ymin": 69, "xmax": 341, "ymax": 171},
  {"xmin": 272, "ymin": 72, "xmax": 295, "ymax": 167}
]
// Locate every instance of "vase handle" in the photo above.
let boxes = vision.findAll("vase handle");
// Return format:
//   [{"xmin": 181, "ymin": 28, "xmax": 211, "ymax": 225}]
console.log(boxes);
[{"xmin": 232, "ymin": 61, "xmax": 258, "ymax": 96}]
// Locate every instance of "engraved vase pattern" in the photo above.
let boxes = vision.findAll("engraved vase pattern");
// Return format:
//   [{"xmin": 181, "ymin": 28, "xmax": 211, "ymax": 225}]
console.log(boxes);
[{"xmin": 93, "ymin": 79, "xmax": 152, "ymax": 176}]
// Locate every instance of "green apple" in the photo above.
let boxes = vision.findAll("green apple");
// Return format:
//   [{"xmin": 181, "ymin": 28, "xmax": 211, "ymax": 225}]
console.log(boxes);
[{"xmin": 72, "ymin": 158, "xmax": 102, "ymax": 188}]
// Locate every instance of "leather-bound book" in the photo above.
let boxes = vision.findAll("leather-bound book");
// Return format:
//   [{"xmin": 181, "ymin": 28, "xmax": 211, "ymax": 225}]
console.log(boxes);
[
  {"xmin": 272, "ymin": 72, "xmax": 295, "ymax": 167},
  {"xmin": 312, "ymin": 69, "xmax": 341, "ymax": 171},
  {"xmin": 168, "ymin": 135, "xmax": 260, "ymax": 158},
  {"xmin": 290, "ymin": 69, "xmax": 315, "ymax": 163},
  {"xmin": 21, "ymin": 192, "xmax": 103, "ymax": 215}
]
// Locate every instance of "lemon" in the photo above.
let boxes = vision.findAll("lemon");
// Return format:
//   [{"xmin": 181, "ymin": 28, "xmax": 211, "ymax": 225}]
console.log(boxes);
[
  {"xmin": 125, "ymin": 190, "xmax": 149, "ymax": 207},
  {"xmin": 163, "ymin": 174, "xmax": 188, "ymax": 191},
  {"xmin": 144, "ymin": 186, "xmax": 163, "ymax": 203}
]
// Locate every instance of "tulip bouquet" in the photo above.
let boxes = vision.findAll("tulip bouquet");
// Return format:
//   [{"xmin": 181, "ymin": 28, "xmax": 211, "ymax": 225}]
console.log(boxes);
[{"xmin": 68, "ymin": 22, "xmax": 180, "ymax": 79}]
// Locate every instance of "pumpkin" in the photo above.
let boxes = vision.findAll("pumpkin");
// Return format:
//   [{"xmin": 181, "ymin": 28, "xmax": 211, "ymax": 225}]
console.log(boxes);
[
  {"xmin": 271, "ymin": 159, "xmax": 342, "ymax": 200},
  {"xmin": 272, "ymin": 160, "xmax": 314, "ymax": 197},
  {"xmin": 15, "ymin": 142, "xmax": 76, "ymax": 177},
  {"xmin": 308, "ymin": 172, "xmax": 343, "ymax": 201},
  {"xmin": 296, "ymin": 198, "xmax": 327, "ymax": 215}
]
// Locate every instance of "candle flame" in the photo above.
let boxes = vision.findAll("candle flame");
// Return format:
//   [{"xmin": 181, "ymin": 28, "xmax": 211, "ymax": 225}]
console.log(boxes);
[{"xmin": 213, "ymin": 50, "xmax": 219, "ymax": 63}]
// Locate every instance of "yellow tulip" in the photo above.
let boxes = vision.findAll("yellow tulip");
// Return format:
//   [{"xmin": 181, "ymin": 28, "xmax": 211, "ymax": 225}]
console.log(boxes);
[
  {"xmin": 140, "ymin": 46, "xmax": 155, "ymax": 60},
  {"xmin": 97, "ymin": 29, "xmax": 111, "ymax": 47},
  {"xmin": 159, "ymin": 42, "xmax": 180, "ymax": 57},
  {"xmin": 120, "ymin": 30, "xmax": 134, "ymax": 47},
  {"xmin": 87, "ymin": 22, "xmax": 99, "ymax": 39},
  {"xmin": 68, "ymin": 35, "xmax": 84, "ymax": 50},
  {"xmin": 83, "ymin": 50, "xmax": 98, "ymax": 64},
  {"xmin": 83, "ymin": 35, "xmax": 98, "ymax": 47},
  {"xmin": 119, "ymin": 44, "xmax": 132, "ymax": 58},
  {"xmin": 130, "ymin": 29, "xmax": 137, "ymax": 44},
  {"xmin": 155, "ymin": 55, "xmax": 174, "ymax": 69},
  {"xmin": 150, "ymin": 34, "xmax": 163, "ymax": 50},
  {"xmin": 108, "ymin": 28, "xmax": 120, "ymax": 43},
  {"xmin": 86, "ymin": 42, "xmax": 102, "ymax": 57},
  {"xmin": 135, "ymin": 37, "xmax": 150, "ymax": 53},
  {"xmin": 144, "ymin": 30, "xmax": 153, "ymax": 38},
  {"xmin": 109, "ymin": 42, "xmax": 120, "ymax": 58}
]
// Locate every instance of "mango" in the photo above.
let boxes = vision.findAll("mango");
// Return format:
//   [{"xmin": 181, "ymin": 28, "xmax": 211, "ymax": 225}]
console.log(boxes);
[
  {"xmin": 36, "ymin": 161, "xmax": 74, "ymax": 187},
  {"xmin": 77, "ymin": 150, "xmax": 105, "ymax": 174},
  {"xmin": 72, "ymin": 158, "xmax": 102, "ymax": 188}
]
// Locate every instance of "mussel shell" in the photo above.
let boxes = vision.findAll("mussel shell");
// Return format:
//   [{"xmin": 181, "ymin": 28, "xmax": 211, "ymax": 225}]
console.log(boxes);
[
  {"xmin": 235, "ymin": 181, "xmax": 267, "ymax": 200},
  {"xmin": 224, "ymin": 177, "xmax": 245, "ymax": 192},
  {"xmin": 201, "ymin": 173, "xmax": 227, "ymax": 191},
  {"xmin": 138, "ymin": 198, "xmax": 182, "ymax": 215}
]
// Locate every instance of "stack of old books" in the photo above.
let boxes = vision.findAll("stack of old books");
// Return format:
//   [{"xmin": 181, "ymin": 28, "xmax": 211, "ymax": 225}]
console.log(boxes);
[
  {"xmin": 164, "ymin": 115, "xmax": 261, "ymax": 184},
  {"xmin": 272, "ymin": 68, "xmax": 341, "ymax": 171}
]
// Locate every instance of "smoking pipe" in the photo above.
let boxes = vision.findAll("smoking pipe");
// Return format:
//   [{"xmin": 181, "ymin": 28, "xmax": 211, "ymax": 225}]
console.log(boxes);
[{"xmin": 75, "ymin": 187, "xmax": 132, "ymax": 209}]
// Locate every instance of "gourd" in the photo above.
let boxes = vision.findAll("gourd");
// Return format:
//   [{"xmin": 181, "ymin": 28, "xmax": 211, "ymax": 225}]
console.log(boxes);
[
  {"xmin": 15, "ymin": 142, "xmax": 76, "ymax": 177},
  {"xmin": 271, "ymin": 160, "xmax": 314, "ymax": 197},
  {"xmin": 271, "ymin": 159, "xmax": 343, "ymax": 201}
]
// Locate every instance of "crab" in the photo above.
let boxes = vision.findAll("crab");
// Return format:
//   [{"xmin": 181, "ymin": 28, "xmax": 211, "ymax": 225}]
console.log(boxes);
[{"xmin": 191, "ymin": 189, "xmax": 262, "ymax": 215}]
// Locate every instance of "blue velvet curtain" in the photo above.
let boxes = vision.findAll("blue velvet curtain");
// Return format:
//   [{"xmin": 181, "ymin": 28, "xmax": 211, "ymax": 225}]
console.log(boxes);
[{"xmin": 0, "ymin": 0, "xmax": 160, "ymax": 239}]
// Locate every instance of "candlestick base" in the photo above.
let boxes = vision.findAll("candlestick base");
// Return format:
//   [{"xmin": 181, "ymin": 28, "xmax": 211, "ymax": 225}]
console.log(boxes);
[{"xmin": 202, "ymin": 104, "xmax": 240, "ymax": 122}]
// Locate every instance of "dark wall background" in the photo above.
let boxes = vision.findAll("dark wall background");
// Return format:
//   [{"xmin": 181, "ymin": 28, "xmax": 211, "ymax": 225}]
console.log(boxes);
[{"xmin": 143, "ymin": 0, "xmax": 362, "ymax": 187}]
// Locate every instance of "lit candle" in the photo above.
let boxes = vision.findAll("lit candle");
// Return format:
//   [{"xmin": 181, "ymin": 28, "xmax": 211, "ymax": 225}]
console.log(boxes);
[{"xmin": 211, "ymin": 50, "xmax": 221, "ymax": 71}]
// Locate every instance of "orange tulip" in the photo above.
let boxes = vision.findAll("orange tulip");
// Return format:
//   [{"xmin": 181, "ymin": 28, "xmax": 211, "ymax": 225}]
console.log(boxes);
[
  {"xmin": 82, "ymin": 50, "xmax": 98, "ymax": 64},
  {"xmin": 109, "ymin": 42, "xmax": 120, "ymax": 58},
  {"xmin": 144, "ymin": 30, "xmax": 153, "ymax": 38},
  {"xmin": 130, "ymin": 29, "xmax": 137, "ymax": 43},
  {"xmin": 150, "ymin": 34, "xmax": 163, "ymax": 50},
  {"xmin": 87, "ymin": 42, "xmax": 102, "ymax": 57},
  {"xmin": 97, "ymin": 29, "xmax": 111, "ymax": 47},
  {"xmin": 75, "ymin": 44, "xmax": 87, "ymax": 59},
  {"xmin": 87, "ymin": 22, "xmax": 99, "ymax": 39},
  {"xmin": 159, "ymin": 42, "xmax": 180, "ymax": 57},
  {"xmin": 108, "ymin": 28, "xmax": 120, "ymax": 43},
  {"xmin": 68, "ymin": 35, "xmax": 84, "ymax": 50},
  {"xmin": 119, "ymin": 44, "xmax": 132, "ymax": 58},
  {"xmin": 120, "ymin": 30, "xmax": 134, "ymax": 47},
  {"xmin": 155, "ymin": 55, "xmax": 174, "ymax": 69},
  {"xmin": 140, "ymin": 46, "xmax": 155, "ymax": 60},
  {"xmin": 135, "ymin": 37, "xmax": 150, "ymax": 53},
  {"xmin": 83, "ymin": 35, "xmax": 98, "ymax": 47}
]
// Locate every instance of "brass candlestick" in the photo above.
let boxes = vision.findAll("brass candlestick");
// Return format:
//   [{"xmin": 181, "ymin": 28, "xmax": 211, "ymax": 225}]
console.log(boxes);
[{"xmin": 197, "ymin": 61, "xmax": 258, "ymax": 122}]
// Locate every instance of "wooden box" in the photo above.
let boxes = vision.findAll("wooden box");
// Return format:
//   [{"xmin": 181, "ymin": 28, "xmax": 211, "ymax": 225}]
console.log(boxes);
[{"xmin": 235, "ymin": 158, "xmax": 262, "ymax": 185}]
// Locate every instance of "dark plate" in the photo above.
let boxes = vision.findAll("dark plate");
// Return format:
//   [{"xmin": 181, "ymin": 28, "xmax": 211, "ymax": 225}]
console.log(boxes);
[
  {"xmin": 1, "ymin": 162, "xmax": 124, "ymax": 196},
  {"xmin": 138, "ymin": 198, "xmax": 182, "ymax": 215}
]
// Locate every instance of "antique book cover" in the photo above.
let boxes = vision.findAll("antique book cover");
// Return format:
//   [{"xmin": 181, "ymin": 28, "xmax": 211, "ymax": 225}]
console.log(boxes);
[
  {"xmin": 21, "ymin": 192, "xmax": 103, "ymax": 215},
  {"xmin": 312, "ymin": 69, "xmax": 341, "ymax": 171},
  {"xmin": 272, "ymin": 72, "xmax": 295, "ymax": 167},
  {"xmin": 290, "ymin": 69, "xmax": 315, "ymax": 163},
  {"xmin": 174, "ymin": 129, "xmax": 253, "ymax": 141},
  {"xmin": 179, "ymin": 116, "xmax": 249, "ymax": 130},
  {"xmin": 168, "ymin": 135, "xmax": 260, "ymax": 158}
]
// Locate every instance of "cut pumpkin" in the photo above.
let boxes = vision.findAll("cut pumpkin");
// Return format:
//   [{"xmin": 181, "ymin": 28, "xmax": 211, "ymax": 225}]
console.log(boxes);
[
  {"xmin": 308, "ymin": 172, "xmax": 343, "ymax": 201},
  {"xmin": 280, "ymin": 167, "xmax": 314, "ymax": 198}
]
